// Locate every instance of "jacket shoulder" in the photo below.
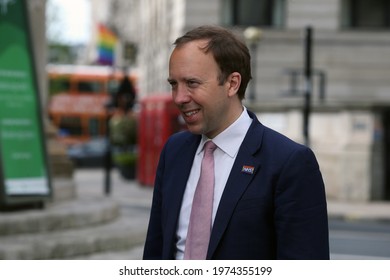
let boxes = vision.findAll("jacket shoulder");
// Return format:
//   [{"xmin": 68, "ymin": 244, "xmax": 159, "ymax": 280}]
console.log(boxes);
[
  {"xmin": 165, "ymin": 130, "xmax": 197, "ymax": 147},
  {"xmin": 161, "ymin": 131, "xmax": 200, "ymax": 156}
]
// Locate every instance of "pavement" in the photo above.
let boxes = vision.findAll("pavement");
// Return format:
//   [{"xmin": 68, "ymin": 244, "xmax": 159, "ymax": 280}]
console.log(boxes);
[
  {"xmin": 327, "ymin": 199, "xmax": 390, "ymax": 223},
  {"xmin": 73, "ymin": 168, "xmax": 390, "ymax": 224},
  {"xmin": 73, "ymin": 168, "xmax": 390, "ymax": 258},
  {"xmin": 2, "ymin": 168, "xmax": 390, "ymax": 260},
  {"xmin": 71, "ymin": 168, "xmax": 154, "ymax": 259},
  {"xmin": 0, "ymin": 169, "xmax": 153, "ymax": 260}
]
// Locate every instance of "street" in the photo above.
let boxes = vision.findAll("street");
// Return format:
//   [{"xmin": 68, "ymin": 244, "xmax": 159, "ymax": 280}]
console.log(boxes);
[
  {"xmin": 329, "ymin": 218, "xmax": 390, "ymax": 259},
  {"xmin": 74, "ymin": 169, "xmax": 390, "ymax": 260}
]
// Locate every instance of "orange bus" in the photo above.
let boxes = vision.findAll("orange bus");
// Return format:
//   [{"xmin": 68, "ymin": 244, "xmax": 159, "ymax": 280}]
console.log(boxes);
[{"xmin": 47, "ymin": 64, "xmax": 137, "ymax": 146}]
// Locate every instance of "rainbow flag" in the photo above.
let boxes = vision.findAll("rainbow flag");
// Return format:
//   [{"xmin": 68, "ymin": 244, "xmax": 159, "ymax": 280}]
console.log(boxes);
[{"xmin": 97, "ymin": 24, "xmax": 117, "ymax": 65}]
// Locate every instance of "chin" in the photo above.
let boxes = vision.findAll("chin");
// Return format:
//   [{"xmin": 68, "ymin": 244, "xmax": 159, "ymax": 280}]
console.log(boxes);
[{"xmin": 187, "ymin": 125, "xmax": 203, "ymax": 135}]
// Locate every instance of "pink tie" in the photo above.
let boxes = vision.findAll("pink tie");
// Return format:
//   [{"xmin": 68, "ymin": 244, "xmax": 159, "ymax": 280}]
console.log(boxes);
[{"xmin": 184, "ymin": 141, "xmax": 217, "ymax": 260}]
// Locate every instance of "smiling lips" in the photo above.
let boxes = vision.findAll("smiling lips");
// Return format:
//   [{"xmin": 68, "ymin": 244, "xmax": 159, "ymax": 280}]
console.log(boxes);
[
  {"xmin": 185, "ymin": 109, "xmax": 199, "ymax": 117},
  {"xmin": 182, "ymin": 109, "xmax": 201, "ymax": 123}
]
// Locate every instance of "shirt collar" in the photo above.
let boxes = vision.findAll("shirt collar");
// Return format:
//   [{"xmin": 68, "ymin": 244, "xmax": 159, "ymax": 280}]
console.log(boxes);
[{"xmin": 197, "ymin": 107, "xmax": 253, "ymax": 157}]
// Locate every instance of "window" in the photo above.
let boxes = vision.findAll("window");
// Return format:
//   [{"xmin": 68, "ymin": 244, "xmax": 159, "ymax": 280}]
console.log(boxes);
[
  {"xmin": 341, "ymin": 0, "xmax": 390, "ymax": 29},
  {"xmin": 221, "ymin": 0, "xmax": 285, "ymax": 28},
  {"xmin": 58, "ymin": 117, "xmax": 82, "ymax": 136},
  {"xmin": 89, "ymin": 118, "xmax": 100, "ymax": 137},
  {"xmin": 49, "ymin": 77, "xmax": 70, "ymax": 96},
  {"xmin": 108, "ymin": 79, "xmax": 121, "ymax": 94},
  {"xmin": 77, "ymin": 81, "xmax": 103, "ymax": 93}
]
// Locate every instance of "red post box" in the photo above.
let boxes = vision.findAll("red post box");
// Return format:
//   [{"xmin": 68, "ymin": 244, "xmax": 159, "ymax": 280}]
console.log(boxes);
[{"xmin": 137, "ymin": 94, "xmax": 185, "ymax": 186}]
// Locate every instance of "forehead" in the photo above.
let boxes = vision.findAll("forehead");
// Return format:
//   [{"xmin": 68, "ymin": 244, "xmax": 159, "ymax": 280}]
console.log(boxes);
[
  {"xmin": 169, "ymin": 40, "xmax": 219, "ymax": 77},
  {"xmin": 171, "ymin": 40, "xmax": 210, "ymax": 60}
]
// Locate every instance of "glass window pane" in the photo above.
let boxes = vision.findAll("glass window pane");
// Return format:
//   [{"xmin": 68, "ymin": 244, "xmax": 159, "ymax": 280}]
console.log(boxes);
[
  {"xmin": 89, "ymin": 118, "xmax": 100, "ymax": 136},
  {"xmin": 222, "ymin": 0, "xmax": 285, "ymax": 27},
  {"xmin": 343, "ymin": 0, "xmax": 389, "ymax": 29},
  {"xmin": 356, "ymin": 0, "xmax": 385, "ymax": 27},
  {"xmin": 59, "ymin": 117, "xmax": 82, "ymax": 136},
  {"xmin": 77, "ymin": 81, "xmax": 103, "ymax": 93},
  {"xmin": 235, "ymin": 0, "xmax": 272, "ymax": 26}
]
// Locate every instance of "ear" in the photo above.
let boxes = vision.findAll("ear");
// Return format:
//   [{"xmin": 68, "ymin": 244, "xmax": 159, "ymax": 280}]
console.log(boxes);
[{"xmin": 226, "ymin": 72, "xmax": 241, "ymax": 97}]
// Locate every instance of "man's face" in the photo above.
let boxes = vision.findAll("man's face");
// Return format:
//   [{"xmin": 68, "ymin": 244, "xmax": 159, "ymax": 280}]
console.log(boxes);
[{"xmin": 168, "ymin": 40, "xmax": 237, "ymax": 139}]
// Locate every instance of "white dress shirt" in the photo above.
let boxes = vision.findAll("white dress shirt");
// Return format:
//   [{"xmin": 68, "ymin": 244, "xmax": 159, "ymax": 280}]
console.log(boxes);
[{"xmin": 175, "ymin": 107, "xmax": 253, "ymax": 259}]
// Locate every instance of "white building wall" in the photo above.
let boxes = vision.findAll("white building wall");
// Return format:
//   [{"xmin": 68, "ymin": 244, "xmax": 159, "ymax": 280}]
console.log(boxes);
[
  {"xmin": 251, "ymin": 30, "xmax": 390, "ymax": 102},
  {"xmin": 89, "ymin": 0, "xmax": 390, "ymax": 103},
  {"xmin": 87, "ymin": 0, "xmax": 110, "ymax": 64},
  {"xmin": 136, "ymin": 0, "xmax": 222, "ymax": 98},
  {"xmin": 87, "ymin": 0, "xmax": 186, "ymax": 97},
  {"xmin": 286, "ymin": 0, "xmax": 340, "ymax": 30},
  {"xmin": 28, "ymin": 0, "xmax": 48, "ymax": 106},
  {"xmin": 256, "ymin": 108, "xmax": 375, "ymax": 202},
  {"xmin": 185, "ymin": 0, "xmax": 221, "ymax": 28},
  {"xmin": 137, "ymin": 0, "xmax": 186, "ymax": 98},
  {"xmin": 85, "ymin": 0, "xmax": 390, "ymax": 201}
]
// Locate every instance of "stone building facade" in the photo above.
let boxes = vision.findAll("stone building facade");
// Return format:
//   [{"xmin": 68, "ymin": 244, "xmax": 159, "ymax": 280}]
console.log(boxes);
[{"xmin": 90, "ymin": 0, "xmax": 390, "ymax": 202}]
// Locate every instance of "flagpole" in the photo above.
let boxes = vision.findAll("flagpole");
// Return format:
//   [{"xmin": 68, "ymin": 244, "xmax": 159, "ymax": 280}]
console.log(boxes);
[{"xmin": 98, "ymin": 23, "xmax": 118, "ymax": 196}]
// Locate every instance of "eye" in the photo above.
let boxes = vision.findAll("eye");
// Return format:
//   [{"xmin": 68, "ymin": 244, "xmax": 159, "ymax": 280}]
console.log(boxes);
[
  {"xmin": 186, "ymin": 80, "xmax": 200, "ymax": 88},
  {"xmin": 168, "ymin": 80, "xmax": 177, "ymax": 89}
]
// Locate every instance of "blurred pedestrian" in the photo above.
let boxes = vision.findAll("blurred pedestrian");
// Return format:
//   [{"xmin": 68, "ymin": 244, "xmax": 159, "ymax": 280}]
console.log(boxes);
[{"xmin": 109, "ymin": 70, "xmax": 137, "ymax": 147}]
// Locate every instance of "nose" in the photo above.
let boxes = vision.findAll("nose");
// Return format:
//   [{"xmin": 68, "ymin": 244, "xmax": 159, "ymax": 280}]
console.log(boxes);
[{"xmin": 172, "ymin": 85, "xmax": 191, "ymax": 105}]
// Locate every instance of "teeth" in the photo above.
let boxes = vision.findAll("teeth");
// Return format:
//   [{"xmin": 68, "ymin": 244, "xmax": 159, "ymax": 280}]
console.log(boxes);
[{"xmin": 185, "ymin": 110, "xmax": 198, "ymax": 116}]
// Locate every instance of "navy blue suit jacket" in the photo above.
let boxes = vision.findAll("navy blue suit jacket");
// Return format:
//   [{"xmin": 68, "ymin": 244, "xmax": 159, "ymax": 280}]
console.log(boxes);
[{"xmin": 143, "ymin": 111, "xmax": 329, "ymax": 260}]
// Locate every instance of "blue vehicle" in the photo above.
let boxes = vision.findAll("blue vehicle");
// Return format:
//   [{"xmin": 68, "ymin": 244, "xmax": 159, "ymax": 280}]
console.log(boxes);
[{"xmin": 67, "ymin": 137, "xmax": 108, "ymax": 168}]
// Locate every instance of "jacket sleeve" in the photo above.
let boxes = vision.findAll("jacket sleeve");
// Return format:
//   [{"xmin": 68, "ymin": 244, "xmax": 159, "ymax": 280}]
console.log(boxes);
[
  {"xmin": 274, "ymin": 146, "xmax": 330, "ymax": 259},
  {"xmin": 142, "ymin": 144, "xmax": 167, "ymax": 259}
]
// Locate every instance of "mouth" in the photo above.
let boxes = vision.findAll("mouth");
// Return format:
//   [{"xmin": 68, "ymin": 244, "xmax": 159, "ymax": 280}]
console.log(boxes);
[
  {"xmin": 182, "ymin": 109, "xmax": 201, "ymax": 123},
  {"xmin": 184, "ymin": 109, "xmax": 200, "ymax": 117}
]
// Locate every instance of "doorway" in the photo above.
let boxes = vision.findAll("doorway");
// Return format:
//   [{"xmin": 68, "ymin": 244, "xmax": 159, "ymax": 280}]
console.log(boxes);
[{"xmin": 382, "ymin": 109, "xmax": 390, "ymax": 200}]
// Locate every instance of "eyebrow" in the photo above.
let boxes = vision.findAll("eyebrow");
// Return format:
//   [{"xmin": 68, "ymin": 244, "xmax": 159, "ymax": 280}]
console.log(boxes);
[
  {"xmin": 168, "ymin": 76, "xmax": 202, "ymax": 83},
  {"xmin": 167, "ymin": 78, "xmax": 177, "ymax": 86}
]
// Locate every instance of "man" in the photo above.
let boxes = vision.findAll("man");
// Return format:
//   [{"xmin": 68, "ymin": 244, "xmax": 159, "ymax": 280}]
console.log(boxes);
[{"xmin": 143, "ymin": 25, "xmax": 329, "ymax": 260}]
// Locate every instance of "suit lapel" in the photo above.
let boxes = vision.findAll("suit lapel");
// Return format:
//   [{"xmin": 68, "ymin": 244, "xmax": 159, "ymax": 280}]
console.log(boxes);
[
  {"xmin": 163, "ymin": 134, "xmax": 200, "ymax": 258},
  {"xmin": 207, "ymin": 115, "xmax": 265, "ymax": 259}
]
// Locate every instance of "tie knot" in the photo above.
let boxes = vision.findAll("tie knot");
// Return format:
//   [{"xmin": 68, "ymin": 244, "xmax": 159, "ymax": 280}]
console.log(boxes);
[{"xmin": 204, "ymin": 141, "xmax": 217, "ymax": 154}]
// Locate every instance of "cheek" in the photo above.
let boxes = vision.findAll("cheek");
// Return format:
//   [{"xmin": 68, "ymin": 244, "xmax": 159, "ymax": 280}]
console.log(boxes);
[
  {"xmin": 191, "ymin": 84, "xmax": 226, "ymax": 108},
  {"xmin": 209, "ymin": 87, "xmax": 229, "ymax": 107}
]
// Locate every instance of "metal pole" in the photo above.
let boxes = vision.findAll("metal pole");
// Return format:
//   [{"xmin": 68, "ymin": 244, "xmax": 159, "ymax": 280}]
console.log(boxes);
[
  {"xmin": 104, "ymin": 108, "xmax": 112, "ymax": 195},
  {"xmin": 104, "ymin": 66, "xmax": 117, "ymax": 196},
  {"xmin": 303, "ymin": 26, "xmax": 313, "ymax": 147}
]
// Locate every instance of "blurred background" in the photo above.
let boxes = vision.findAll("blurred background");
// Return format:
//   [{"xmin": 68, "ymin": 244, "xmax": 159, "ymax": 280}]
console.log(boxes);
[{"xmin": 42, "ymin": 0, "xmax": 390, "ymax": 203}]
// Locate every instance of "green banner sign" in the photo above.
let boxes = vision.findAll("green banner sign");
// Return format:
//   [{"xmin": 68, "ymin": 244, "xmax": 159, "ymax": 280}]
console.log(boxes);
[{"xmin": 0, "ymin": 0, "xmax": 50, "ymax": 199}]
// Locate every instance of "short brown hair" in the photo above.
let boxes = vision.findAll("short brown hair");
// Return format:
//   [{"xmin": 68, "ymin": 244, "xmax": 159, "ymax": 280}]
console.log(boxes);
[{"xmin": 174, "ymin": 25, "xmax": 251, "ymax": 100}]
